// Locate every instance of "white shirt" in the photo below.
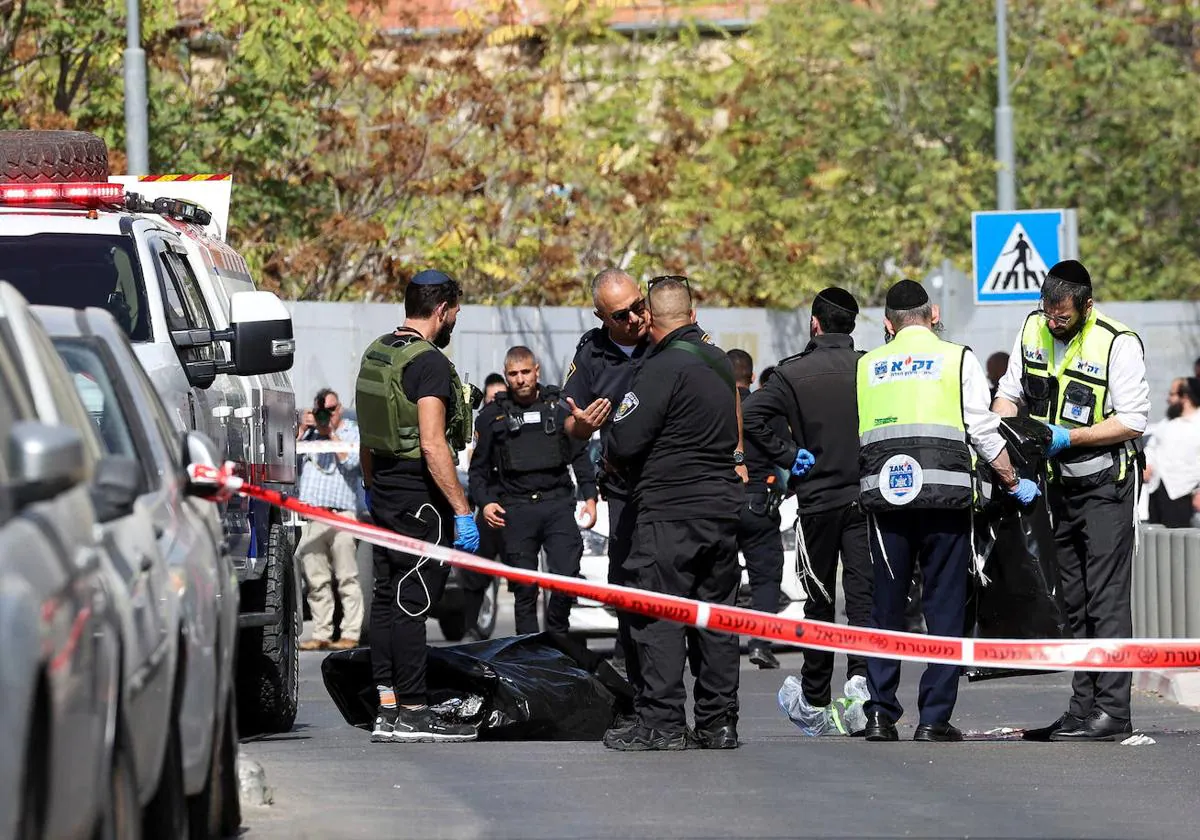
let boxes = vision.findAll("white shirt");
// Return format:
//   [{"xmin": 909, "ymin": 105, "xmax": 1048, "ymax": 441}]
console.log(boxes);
[
  {"xmin": 895, "ymin": 326, "xmax": 1005, "ymax": 463},
  {"xmin": 995, "ymin": 321, "xmax": 1150, "ymax": 434},
  {"xmin": 1144, "ymin": 413, "xmax": 1200, "ymax": 499}
]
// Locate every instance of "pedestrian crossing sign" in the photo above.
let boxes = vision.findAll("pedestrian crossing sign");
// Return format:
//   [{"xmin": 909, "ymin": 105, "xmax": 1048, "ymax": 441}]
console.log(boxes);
[{"xmin": 971, "ymin": 209, "xmax": 1078, "ymax": 305}]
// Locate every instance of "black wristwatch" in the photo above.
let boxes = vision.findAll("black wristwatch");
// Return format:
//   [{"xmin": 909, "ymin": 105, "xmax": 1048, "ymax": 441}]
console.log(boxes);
[{"xmin": 733, "ymin": 450, "xmax": 745, "ymax": 466}]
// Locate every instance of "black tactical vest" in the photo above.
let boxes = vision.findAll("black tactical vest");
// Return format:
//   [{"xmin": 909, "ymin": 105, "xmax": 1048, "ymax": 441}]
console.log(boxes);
[{"xmin": 495, "ymin": 387, "xmax": 570, "ymax": 474}]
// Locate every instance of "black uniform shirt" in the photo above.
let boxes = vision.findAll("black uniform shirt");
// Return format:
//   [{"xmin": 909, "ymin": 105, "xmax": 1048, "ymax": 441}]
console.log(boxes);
[
  {"xmin": 742, "ymin": 333, "xmax": 861, "ymax": 514},
  {"xmin": 606, "ymin": 324, "xmax": 743, "ymax": 522},
  {"xmin": 369, "ymin": 332, "xmax": 454, "ymax": 500},
  {"xmin": 562, "ymin": 327, "xmax": 650, "ymax": 498},
  {"xmin": 468, "ymin": 385, "xmax": 598, "ymax": 506}
]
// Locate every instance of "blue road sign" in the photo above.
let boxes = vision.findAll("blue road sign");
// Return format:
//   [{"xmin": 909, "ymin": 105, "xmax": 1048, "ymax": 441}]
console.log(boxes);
[{"xmin": 972, "ymin": 209, "xmax": 1076, "ymax": 305}]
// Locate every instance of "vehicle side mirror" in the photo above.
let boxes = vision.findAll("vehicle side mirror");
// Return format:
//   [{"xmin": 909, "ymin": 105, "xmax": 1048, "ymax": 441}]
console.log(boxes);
[
  {"xmin": 222, "ymin": 291, "xmax": 294, "ymax": 375},
  {"xmin": 9, "ymin": 421, "xmax": 86, "ymax": 506},
  {"xmin": 185, "ymin": 359, "xmax": 217, "ymax": 389},
  {"xmin": 181, "ymin": 430, "xmax": 222, "ymax": 496},
  {"xmin": 90, "ymin": 455, "xmax": 142, "ymax": 522}
]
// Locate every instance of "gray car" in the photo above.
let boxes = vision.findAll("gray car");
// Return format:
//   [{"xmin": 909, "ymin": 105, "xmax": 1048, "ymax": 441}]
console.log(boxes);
[
  {"xmin": 0, "ymin": 282, "xmax": 132, "ymax": 839},
  {"xmin": 37, "ymin": 304, "xmax": 243, "ymax": 839}
]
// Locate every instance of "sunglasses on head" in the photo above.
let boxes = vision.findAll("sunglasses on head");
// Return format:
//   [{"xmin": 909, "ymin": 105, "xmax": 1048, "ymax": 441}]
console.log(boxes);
[
  {"xmin": 609, "ymin": 298, "xmax": 646, "ymax": 323},
  {"xmin": 649, "ymin": 274, "xmax": 691, "ymax": 292}
]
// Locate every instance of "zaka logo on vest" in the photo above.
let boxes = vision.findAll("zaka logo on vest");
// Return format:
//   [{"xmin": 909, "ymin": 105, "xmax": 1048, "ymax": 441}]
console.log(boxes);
[
  {"xmin": 1073, "ymin": 358, "xmax": 1104, "ymax": 377},
  {"xmin": 879, "ymin": 454, "xmax": 923, "ymax": 506},
  {"xmin": 1022, "ymin": 344, "xmax": 1046, "ymax": 364},
  {"xmin": 869, "ymin": 354, "xmax": 944, "ymax": 385}
]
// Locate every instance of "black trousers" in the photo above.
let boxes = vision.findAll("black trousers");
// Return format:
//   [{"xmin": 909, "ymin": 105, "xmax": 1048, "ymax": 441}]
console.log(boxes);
[
  {"xmin": 1148, "ymin": 485, "xmax": 1194, "ymax": 529},
  {"xmin": 502, "ymin": 498, "xmax": 583, "ymax": 634},
  {"xmin": 865, "ymin": 508, "xmax": 971, "ymax": 726},
  {"xmin": 368, "ymin": 490, "xmax": 452, "ymax": 706},
  {"xmin": 797, "ymin": 501, "xmax": 874, "ymax": 705},
  {"xmin": 737, "ymin": 499, "xmax": 784, "ymax": 619},
  {"xmin": 606, "ymin": 495, "xmax": 643, "ymax": 694},
  {"xmin": 1049, "ymin": 477, "xmax": 1136, "ymax": 720},
  {"xmin": 626, "ymin": 517, "xmax": 740, "ymax": 732}
]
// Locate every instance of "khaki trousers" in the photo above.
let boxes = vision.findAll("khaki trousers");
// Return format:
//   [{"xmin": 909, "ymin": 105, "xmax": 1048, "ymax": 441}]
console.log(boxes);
[{"xmin": 297, "ymin": 517, "xmax": 363, "ymax": 642}]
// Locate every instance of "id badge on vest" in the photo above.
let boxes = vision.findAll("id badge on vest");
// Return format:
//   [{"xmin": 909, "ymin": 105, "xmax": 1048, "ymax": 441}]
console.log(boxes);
[{"xmin": 1059, "ymin": 380, "xmax": 1095, "ymax": 426}]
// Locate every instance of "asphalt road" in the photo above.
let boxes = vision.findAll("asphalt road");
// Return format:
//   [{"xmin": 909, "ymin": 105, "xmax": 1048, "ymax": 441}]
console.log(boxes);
[{"xmin": 240, "ymin": 600, "xmax": 1200, "ymax": 840}]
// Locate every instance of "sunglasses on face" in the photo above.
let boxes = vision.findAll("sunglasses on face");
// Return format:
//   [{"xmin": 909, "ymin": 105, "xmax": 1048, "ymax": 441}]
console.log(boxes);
[{"xmin": 610, "ymin": 298, "xmax": 646, "ymax": 323}]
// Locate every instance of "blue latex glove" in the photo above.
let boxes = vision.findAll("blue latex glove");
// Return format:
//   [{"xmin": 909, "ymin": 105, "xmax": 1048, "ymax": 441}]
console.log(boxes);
[
  {"xmin": 1045, "ymin": 424, "xmax": 1072, "ymax": 458},
  {"xmin": 1007, "ymin": 478, "xmax": 1041, "ymax": 506},
  {"xmin": 791, "ymin": 448, "xmax": 816, "ymax": 478},
  {"xmin": 454, "ymin": 513, "xmax": 481, "ymax": 553}
]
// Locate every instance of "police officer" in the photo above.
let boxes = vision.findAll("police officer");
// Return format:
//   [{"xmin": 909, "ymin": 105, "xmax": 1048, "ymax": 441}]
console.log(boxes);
[
  {"xmin": 992, "ymin": 260, "xmax": 1149, "ymax": 742},
  {"xmin": 562, "ymin": 269, "xmax": 651, "ymax": 691},
  {"xmin": 468, "ymin": 346, "xmax": 599, "ymax": 634},
  {"xmin": 604, "ymin": 277, "xmax": 744, "ymax": 751},
  {"xmin": 727, "ymin": 348, "xmax": 787, "ymax": 670},
  {"xmin": 356, "ymin": 269, "xmax": 481, "ymax": 744},
  {"xmin": 742, "ymin": 287, "xmax": 874, "ymax": 713},
  {"xmin": 858, "ymin": 280, "xmax": 1032, "ymax": 743}
]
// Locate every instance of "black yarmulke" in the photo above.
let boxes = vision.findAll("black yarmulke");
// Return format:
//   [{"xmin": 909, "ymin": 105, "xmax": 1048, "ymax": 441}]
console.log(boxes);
[
  {"xmin": 1048, "ymin": 259, "xmax": 1091, "ymax": 287},
  {"xmin": 815, "ymin": 286, "xmax": 859, "ymax": 315},
  {"xmin": 885, "ymin": 279, "xmax": 929, "ymax": 310}
]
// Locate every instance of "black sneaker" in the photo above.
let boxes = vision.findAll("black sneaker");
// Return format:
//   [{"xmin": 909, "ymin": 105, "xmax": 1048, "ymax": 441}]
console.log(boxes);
[
  {"xmin": 748, "ymin": 642, "xmax": 780, "ymax": 670},
  {"xmin": 371, "ymin": 707, "xmax": 398, "ymax": 743},
  {"xmin": 391, "ymin": 706, "xmax": 478, "ymax": 743},
  {"xmin": 603, "ymin": 723, "xmax": 692, "ymax": 751}
]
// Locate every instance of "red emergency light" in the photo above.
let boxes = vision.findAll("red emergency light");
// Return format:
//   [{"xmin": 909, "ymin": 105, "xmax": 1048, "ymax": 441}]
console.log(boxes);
[{"xmin": 0, "ymin": 181, "xmax": 125, "ymax": 207}]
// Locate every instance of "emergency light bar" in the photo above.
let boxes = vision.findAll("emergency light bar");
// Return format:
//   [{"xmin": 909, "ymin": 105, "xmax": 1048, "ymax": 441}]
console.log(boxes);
[{"xmin": 0, "ymin": 181, "xmax": 125, "ymax": 207}]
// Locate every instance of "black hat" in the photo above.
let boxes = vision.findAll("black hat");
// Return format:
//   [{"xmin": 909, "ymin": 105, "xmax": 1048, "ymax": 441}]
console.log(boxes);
[
  {"xmin": 411, "ymin": 269, "xmax": 456, "ymax": 286},
  {"xmin": 884, "ymin": 279, "xmax": 929, "ymax": 310},
  {"xmin": 815, "ymin": 286, "xmax": 859, "ymax": 316},
  {"xmin": 1047, "ymin": 259, "xmax": 1091, "ymax": 287}
]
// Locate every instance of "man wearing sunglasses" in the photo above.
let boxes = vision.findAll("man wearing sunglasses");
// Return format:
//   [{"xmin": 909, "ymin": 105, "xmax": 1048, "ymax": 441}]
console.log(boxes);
[
  {"xmin": 992, "ymin": 259, "xmax": 1150, "ymax": 742},
  {"xmin": 562, "ymin": 268, "xmax": 652, "ymax": 709}
]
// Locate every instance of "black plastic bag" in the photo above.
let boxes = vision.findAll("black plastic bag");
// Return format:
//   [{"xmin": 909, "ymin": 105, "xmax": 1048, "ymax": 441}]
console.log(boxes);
[
  {"xmin": 321, "ymin": 632, "xmax": 634, "ymax": 740},
  {"xmin": 966, "ymin": 417, "xmax": 1067, "ymax": 681}
]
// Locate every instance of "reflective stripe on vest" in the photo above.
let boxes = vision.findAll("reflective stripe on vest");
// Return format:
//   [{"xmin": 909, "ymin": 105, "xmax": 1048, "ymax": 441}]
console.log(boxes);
[
  {"xmin": 856, "ymin": 327, "xmax": 973, "ymax": 511},
  {"xmin": 1019, "ymin": 308, "xmax": 1140, "ymax": 486}
]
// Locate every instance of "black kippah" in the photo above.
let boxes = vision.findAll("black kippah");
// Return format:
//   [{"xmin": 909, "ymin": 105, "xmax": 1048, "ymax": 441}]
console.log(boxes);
[
  {"xmin": 885, "ymin": 279, "xmax": 929, "ymax": 310},
  {"xmin": 1047, "ymin": 259, "xmax": 1091, "ymax": 287},
  {"xmin": 815, "ymin": 286, "xmax": 859, "ymax": 316}
]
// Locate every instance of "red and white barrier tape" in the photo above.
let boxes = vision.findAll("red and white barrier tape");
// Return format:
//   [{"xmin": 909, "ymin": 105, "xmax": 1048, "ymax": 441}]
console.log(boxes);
[{"xmin": 189, "ymin": 464, "xmax": 1200, "ymax": 672}]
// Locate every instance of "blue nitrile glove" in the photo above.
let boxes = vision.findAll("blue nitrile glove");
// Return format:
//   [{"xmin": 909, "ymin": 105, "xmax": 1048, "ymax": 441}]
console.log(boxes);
[
  {"xmin": 1045, "ymin": 424, "xmax": 1072, "ymax": 458},
  {"xmin": 454, "ymin": 513, "xmax": 481, "ymax": 553},
  {"xmin": 1007, "ymin": 478, "xmax": 1041, "ymax": 506},
  {"xmin": 791, "ymin": 448, "xmax": 816, "ymax": 478}
]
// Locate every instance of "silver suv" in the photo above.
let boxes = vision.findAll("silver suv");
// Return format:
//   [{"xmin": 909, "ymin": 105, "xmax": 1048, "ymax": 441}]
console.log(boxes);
[{"xmin": 0, "ymin": 129, "xmax": 301, "ymax": 734}]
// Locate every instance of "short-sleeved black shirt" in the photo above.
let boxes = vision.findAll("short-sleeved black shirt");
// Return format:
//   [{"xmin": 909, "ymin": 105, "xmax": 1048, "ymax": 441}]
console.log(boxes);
[{"xmin": 368, "ymin": 331, "xmax": 455, "ymax": 500}]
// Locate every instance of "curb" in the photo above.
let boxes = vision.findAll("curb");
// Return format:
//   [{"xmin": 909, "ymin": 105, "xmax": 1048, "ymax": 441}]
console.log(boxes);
[{"xmin": 1134, "ymin": 669, "xmax": 1200, "ymax": 710}]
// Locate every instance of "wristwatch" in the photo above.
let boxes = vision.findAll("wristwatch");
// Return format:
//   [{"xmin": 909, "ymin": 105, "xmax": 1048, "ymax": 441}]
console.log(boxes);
[{"xmin": 733, "ymin": 450, "xmax": 745, "ymax": 466}]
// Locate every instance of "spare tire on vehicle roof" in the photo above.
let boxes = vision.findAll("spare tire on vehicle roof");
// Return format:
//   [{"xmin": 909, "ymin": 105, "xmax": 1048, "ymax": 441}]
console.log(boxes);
[{"xmin": 0, "ymin": 130, "xmax": 110, "ymax": 183}]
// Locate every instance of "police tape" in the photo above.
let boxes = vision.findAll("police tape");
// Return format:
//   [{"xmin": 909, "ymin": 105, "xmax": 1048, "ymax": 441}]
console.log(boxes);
[
  {"xmin": 295, "ymin": 440, "xmax": 357, "ymax": 455},
  {"xmin": 188, "ymin": 464, "xmax": 1200, "ymax": 672}
]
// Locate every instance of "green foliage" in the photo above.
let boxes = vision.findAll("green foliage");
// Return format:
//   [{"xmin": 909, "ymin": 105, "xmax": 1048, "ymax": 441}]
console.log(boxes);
[{"xmin": 2, "ymin": 0, "xmax": 1199, "ymax": 304}]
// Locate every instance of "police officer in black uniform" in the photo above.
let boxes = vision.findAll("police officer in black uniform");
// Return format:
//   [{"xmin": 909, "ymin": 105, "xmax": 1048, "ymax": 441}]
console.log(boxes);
[
  {"xmin": 727, "ymin": 348, "xmax": 787, "ymax": 670},
  {"xmin": 562, "ymin": 269, "xmax": 651, "ymax": 688},
  {"xmin": 469, "ymin": 346, "xmax": 598, "ymax": 634},
  {"xmin": 742, "ymin": 287, "xmax": 874, "ymax": 714},
  {"xmin": 604, "ymin": 277, "xmax": 744, "ymax": 751}
]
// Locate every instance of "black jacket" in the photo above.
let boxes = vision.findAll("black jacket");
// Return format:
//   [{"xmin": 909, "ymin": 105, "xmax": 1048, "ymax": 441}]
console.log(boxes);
[
  {"xmin": 468, "ymin": 385, "xmax": 597, "ymax": 507},
  {"xmin": 742, "ymin": 333, "xmax": 861, "ymax": 514},
  {"xmin": 562, "ymin": 327, "xmax": 650, "ymax": 499},
  {"xmin": 737, "ymin": 385, "xmax": 786, "ymax": 492},
  {"xmin": 606, "ymin": 324, "xmax": 743, "ymax": 521}
]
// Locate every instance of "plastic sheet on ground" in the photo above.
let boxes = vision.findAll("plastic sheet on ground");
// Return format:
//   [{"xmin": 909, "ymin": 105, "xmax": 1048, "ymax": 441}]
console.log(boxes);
[
  {"xmin": 778, "ymin": 675, "xmax": 868, "ymax": 736},
  {"xmin": 321, "ymin": 632, "xmax": 634, "ymax": 741},
  {"xmin": 967, "ymin": 417, "xmax": 1068, "ymax": 681}
]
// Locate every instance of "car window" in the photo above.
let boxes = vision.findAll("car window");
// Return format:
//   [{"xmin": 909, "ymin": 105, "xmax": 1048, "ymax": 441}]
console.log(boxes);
[
  {"xmin": 158, "ymin": 246, "xmax": 218, "ymax": 363},
  {"xmin": 129, "ymin": 344, "xmax": 188, "ymax": 465},
  {"xmin": 25, "ymin": 325, "xmax": 102, "ymax": 468},
  {"xmin": 0, "ymin": 234, "xmax": 151, "ymax": 341},
  {"xmin": 53, "ymin": 340, "xmax": 139, "ymax": 462}
]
